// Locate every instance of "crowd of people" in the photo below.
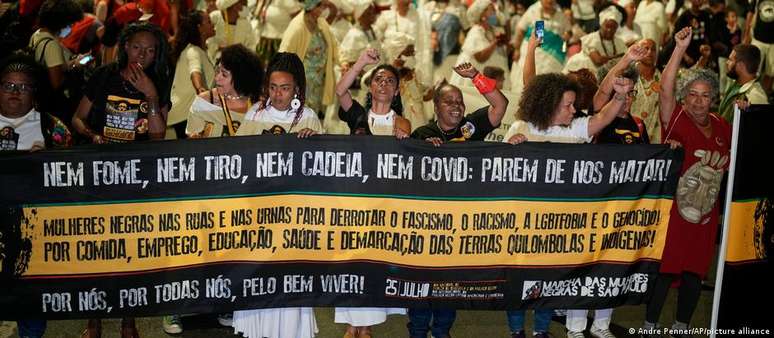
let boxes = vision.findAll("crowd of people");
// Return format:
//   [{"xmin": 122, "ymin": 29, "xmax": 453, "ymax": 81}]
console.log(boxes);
[{"xmin": 1, "ymin": 0, "xmax": 771, "ymax": 337}]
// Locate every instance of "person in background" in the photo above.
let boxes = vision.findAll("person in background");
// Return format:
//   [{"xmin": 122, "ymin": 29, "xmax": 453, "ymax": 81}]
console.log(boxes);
[
  {"xmin": 381, "ymin": 32, "xmax": 433, "ymax": 131},
  {"xmin": 252, "ymin": 0, "xmax": 302, "ymax": 65},
  {"xmin": 641, "ymin": 27, "xmax": 731, "ymax": 338},
  {"xmin": 449, "ymin": 0, "xmax": 509, "ymax": 89},
  {"xmin": 279, "ymin": 0, "xmax": 339, "ymax": 116},
  {"xmin": 713, "ymin": 9, "xmax": 742, "ymax": 93},
  {"xmin": 719, "ymin": 44, "xmax": 768, "ymax": 122},
  {"xmin": 167, "ymin": 10, "xmax": 215, "ymax": 139},
  {"xmin": 634, "ymin": 0, "xmax": 668, "ymax": 50},
  {"xmin": 745, "ymin": 0, "xmax": 774, "ymax": 95},
  {"xmin": 673, "ymin": 0, "xmax": 712, "ymax": 67},
  {"xmin": 29, "ymin": 0, "xmax": 86, "ymax": 120},
  {"xmin": 373, "ymin": 0, "xmax": 433, "ymax": 86},
  {"xmin": 207, "ymin": 0, "xmax": 256, "ymax": 61},
  {"xmin": 483, "ymin": 66, "xmax": 506, "ymax": 90},
  {"xmin": 339, "ymin": 0, "xmax": 378, "ymax": 74},
  {"xmin": 186, "ymin": 44, "xmax": 263, "ymax": 138}
]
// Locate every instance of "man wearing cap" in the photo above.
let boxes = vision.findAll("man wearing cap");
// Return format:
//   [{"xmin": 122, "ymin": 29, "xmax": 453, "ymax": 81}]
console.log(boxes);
[
  {"xmin": 280, "ymin": 0, "xmax": 339, "ymax": 115},
  {"xmin": 207, "ymin": 0, "xmax": 257, "ymax": 61}
]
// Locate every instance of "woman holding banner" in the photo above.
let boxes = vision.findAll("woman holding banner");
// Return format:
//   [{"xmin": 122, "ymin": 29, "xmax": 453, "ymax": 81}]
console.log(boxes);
[
  {"xmin": 640, "ymin": 27, "xmax": 731, "ymax": 336},
  {"xmin": 185, "ymin": 44, "xmax": 263, "ymax": 138},
  {"xmin": 230, "ymin": 52, "xmax": 320, "ymax": 338}
]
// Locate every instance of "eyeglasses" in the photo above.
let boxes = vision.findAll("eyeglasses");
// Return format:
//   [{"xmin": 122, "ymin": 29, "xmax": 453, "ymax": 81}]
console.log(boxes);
[{"xmin": 1, "ymin": 82, "xmax": 35, "ymax": 94}]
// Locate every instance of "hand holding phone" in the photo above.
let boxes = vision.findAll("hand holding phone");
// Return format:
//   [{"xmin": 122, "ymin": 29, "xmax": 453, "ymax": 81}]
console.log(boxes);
[
  {"xmin": 535, "ymin": 20, "xmax": 544, "ymax": 45},
  {"xmin": 79, "ymin": 55, "xmax": 94, "ymax": 65}
]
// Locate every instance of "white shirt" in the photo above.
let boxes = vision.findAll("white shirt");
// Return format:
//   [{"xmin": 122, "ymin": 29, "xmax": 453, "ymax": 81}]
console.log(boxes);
[
  {"xmin": 504, "ymin": 116, "xmax": 592, "ymax": 144},
  {"xmin": 0, "ymin": 109, "xmax": 45, "ymax": 151},
  {"xmin": 368, "ymin": 110, "xmax": 396, "ymax": 136}
]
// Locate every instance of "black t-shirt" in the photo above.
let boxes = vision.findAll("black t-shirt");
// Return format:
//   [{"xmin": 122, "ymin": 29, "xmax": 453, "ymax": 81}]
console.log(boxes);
[
  {"xmin": 674, "ymin": 10, "xmax": 712, "ymax": 62},
  {"xmin": 339, "ymin": 100, "xmax": 373, "ymax": 135},
  {"xmin": 85, "ymin": 64, "xmax": 169, "ymax": 143},
  {"xmin": 594, "ymin": 115, "xmax": 650, "ymax": 145},
  {"xmin": 411, "ymin": 106, "xmax": 496, "ymax": 142},
  {"xmin": 751, "ymin": 0, "xmax": 774, "ymax": 43}
]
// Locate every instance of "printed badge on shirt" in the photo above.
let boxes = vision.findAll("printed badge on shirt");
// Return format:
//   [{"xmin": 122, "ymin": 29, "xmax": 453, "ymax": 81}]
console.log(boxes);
[
  {"xmin": 0, "ymin": 126, "xmax": 19, "ymax": 150},
  {"xmin": 103, "ymin": 95, "xmax": 148, "ymax": 142}
]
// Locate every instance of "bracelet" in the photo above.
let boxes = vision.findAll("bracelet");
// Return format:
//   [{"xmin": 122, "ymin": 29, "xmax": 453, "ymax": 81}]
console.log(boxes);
[
  {"xmin": 613, "ymin": 93, "xmax": 627, "ymax": 101},
  {"xmin": 472, "ymin": 73, "xmax": 497, "ymax": 95}
]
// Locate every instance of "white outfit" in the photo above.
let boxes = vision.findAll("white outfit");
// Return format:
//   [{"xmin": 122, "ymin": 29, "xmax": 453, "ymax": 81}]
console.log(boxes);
[
  {"xmin": 449, "ymin": 24, "xmax": 510, "ymax": 89},
  {"xmin": 509, "ymin": 2, "xmax": 571, "ymax": 94},
  {"xmin": 169, "ymin": 44, "xmax": 214, "ymax": 126},
  {"xmin": 237, "ymin": 105, "xmax": 323, "ymax": 135},
  {"xmin": 634, "ymin": 0, "xmax": 667, "ymax": 49},
  {"xmin": 373, "ymin": 6, "xmax": 433, "ymax": 86},
  {"xmin": 339, "ymin": 26, "xmax": 379, "ymax": 65},
  {"xmin": 330, "ymin": 19, "xmax": 353, "ymax": 43},
  {"xmin": 572, "ymin": 0, "xmax": 596, "ymax": 21},
  {"xmin": 0, "ymin": 109, "xmax": 44, "ymax": 151},
  {"xmin": 504, "ymin": 116, "xmax": 592, "ymax": 144},
  {"xmin": 564, "ymin": 31, "xmax": 626, "ymax": 73},
  {"xmin": 566, "ymin": 309, "xmax": 613, "ymax": 332},
  {"xmin": 256, "ymin": 0, "xmax": 302, "ymax": 40},
  {"xmin": 335, "ymin": 306, "xmax": 406, "ymax": 326},
  {"xmin": 208, "ymin": 10, "xmax": 258, "ymax": 60}
]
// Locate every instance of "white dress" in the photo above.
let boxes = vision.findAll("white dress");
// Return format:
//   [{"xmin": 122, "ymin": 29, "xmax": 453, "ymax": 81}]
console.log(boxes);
[
  {"xmin": 634, "ymin": 0, "xmax": 667, "ymax": 49},
  {"xmin": 373, "ymin": 6, "xmax": 433, "ymax": 87},
  {"xmin": 333, "ymin": 111, "xmax": 407, "ymax": 325},
  {"xmin": 231, "ymin": 104, "xmax": 321, "ymax": 338},
  {"xmin": 169, "ymin": 44, "xmax": 214, "ymax": 126},
  {"xmin": 449, "ymin": 24, "xmax": 510, "ymax": 90}
]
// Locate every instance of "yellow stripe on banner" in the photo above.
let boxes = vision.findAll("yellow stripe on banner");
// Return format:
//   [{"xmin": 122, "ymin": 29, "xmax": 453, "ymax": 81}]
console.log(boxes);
[
  {"xmin": 726, "ymin": 200, "xmax": 767, "ymax": 263},
  {"xmin": 23, "ymin": 195, "xmax": 673, "ymax": 276}
]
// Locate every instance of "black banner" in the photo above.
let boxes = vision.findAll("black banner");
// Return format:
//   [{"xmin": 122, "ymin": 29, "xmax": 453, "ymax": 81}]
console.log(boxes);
[{"xmin": 0, "ymin": 135, "xmax": 681, "ymax": 319}]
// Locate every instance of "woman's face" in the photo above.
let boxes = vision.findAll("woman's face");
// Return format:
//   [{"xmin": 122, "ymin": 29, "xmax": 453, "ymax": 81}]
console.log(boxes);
[
  {"xmin": 481, "ymin": 4, "xmax": 495, "ymax": 23},
  {"xmin": 125, "ymin": 31, "xmax": 157, "ymax": 70},
  {"xmin": 435, "ymin": 85, "xmax": 465, "ymax": 127},
  {"xmin": 683, "ymin": 81, "xmax": 713, "ymax": 124},
  {"xmin": 369, "ymin": 69, "xmax": 398, "ymax": 105},
  {"xmin": 268, "ymin": 71, "xmax": 296, "ymax": 111},
  {"xmin": 214, "ymin": 64, "xmax": 235, "ymax": 94},
  {"xmin": 550, "ymin": 91, "xmax": 577, "ymax": 127},
  {"xmin": 0, "ymin": 72, "xmax": 35, "ymax": 118},
  {"xmin": 199, "ymin": 12, "xmax": 215, "ymax": 41}
]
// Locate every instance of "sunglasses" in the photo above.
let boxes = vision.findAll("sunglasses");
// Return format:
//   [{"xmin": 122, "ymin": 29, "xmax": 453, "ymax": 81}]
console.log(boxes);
[{"xmin": 1, "ymin": 82, "xmax": 35, "ymax": 94}]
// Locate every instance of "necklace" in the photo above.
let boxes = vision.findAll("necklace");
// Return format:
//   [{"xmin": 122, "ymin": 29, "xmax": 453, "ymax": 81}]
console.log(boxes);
[
  {"xmin": 223, "ymin": 92, "xmax": 245, "ymax": 100},
  {"xmin": 436, "ymin": 121, "xmax": 458, "ymax": 141}
]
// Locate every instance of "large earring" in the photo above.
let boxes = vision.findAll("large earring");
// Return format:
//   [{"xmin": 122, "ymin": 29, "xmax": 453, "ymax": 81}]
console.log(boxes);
[{"xmin": 290, "ymin": 93, "xmax": 301, "ymax": 110}]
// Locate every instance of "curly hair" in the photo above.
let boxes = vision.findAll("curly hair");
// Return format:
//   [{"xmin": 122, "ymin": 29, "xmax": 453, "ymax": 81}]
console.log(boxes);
[
  {"xmin": 517, "ymin": 73, "xmax": 580, "ymax": 130},
  {"xmin": 264, "ymin": 52, "xmax": 303, "ymax": 116},
  {"xmin": 675, "ymin": 68, "xmax": 719, "ymax": 103},
  {"xmin": 39, "ymin": 0, "xmax": 84, "ymax": 33},
  {"xmin": 364, "ymin": 64, "xmax": 403, "ymax": 115},
  {"xmin": 117, "ymin": 22, "xmax": 172, "ymax": 103},
  {"xmin": 567, "ymin": 68, "xmax": 598, "ymax": 113},
  {"xmin": 173, "ymin": 10, "xmax": 207, "ymax": 62},
  {"xmin": 217, "ymin": 45, "xmax": 263, "ymax": 103}
]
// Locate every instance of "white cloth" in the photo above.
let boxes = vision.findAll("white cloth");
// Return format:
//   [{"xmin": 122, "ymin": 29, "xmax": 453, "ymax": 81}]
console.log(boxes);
[
  {"xmin": 566, "ymin": 308, "xmax": 613, "ymax": 332},
  {"xmin": 373, "ymin": 6, "xmax": 433, "ymax": 86},
  {"xmin": 258, "ymin": 0, "xmax": 302, "ymax": 40},
  {"xmin": 0, "ymin": 109, "xmax": 44, "ymax": 151},
  {"xmin": 599, "ymin": 6, "xmax": 622, "ymax": 26},
  {"xmin": 232, "ymin": 307, "xmax": 318, "ymax": 338},
  {"xmin": 467, "ymin": 0, "xmax": 490, "ymax": 24},
  {"xmin": 351, "ymin": 0, "xmax": 373, "ymax": 19},
  {"xmin": 367, "ymin": 110, "xmax": 396, "ymax": 136},
  {"xmin": 334, "ymin": 307, "xmax": 406, "ymax": 326},
  {"xmin": 504, "ymin": 117, "xmax": 592, "ymax": 144},
  {"xmin": 237, "ymin": 105, "xmax": 323, "ymax": 135},
  {"xmin": 169, "ymin": 44, "xmax": 214, "ymax": 125},
  {"xmin": 572, "ymin": 0, "xmax": 596, "ymax": 20},
  {"xmin": 634, "ymin": 0, "xmax": 667, "ymax": 49},
  {"xmin": 449, "ymin": 25, "xmax": 509, "ymax": 89},
  {"xmin": 217, "ymin": 0, "xmax": 240, "ymax": 10},
  {"xmin": 207, "ymin": 11, "xmax": 258, "ymax": 60},
  {"xmin": 339, "ymin": 26, "xmax": 379, "ymax": 64},
  {"xmin": 330, "ymin": 18, "xmax": 353, "ymax": 43}
]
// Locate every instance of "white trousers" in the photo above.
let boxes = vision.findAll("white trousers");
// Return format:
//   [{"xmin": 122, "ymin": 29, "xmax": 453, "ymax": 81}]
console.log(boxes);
[{"xmin": 565, "ymin": 308, "xmax": 613, "ymax": 332}]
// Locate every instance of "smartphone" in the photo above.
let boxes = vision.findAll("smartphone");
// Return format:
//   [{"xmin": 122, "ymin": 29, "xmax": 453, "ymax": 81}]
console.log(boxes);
[
  {"xmin": 79, "ymin": 55, "xmax": 94, "ymax": 65},
  {"xmin": 535, "ymin": 20, "xmax": 544, "ymax": 45}
]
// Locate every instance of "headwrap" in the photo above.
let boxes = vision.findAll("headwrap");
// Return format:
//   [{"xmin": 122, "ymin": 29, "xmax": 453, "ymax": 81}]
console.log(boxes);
[
  {"xmin": 599, "ymin": 6, "xmax": 622, "ymax": 26},
  {"xmin": 304, "ymin": 0, "xmax": 323, "ymax": 11},
  {"xmin": 350, "ymin": 0, "xmax": 373, "ymax": 19},
  {"xmin": 466, "ymin": 0, "xmax": 491, "ymax": 25},
  {"xmin": 216, "ymin": 0, "xmax": 240, "ymax": 11},
  {"xmin": 382, "ymin": 31, "xmax": 414, "ymax": 62}
]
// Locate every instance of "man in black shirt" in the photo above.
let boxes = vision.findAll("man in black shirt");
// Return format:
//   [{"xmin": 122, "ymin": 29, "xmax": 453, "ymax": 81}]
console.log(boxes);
[{"xmin": 411, "ymin": 63, "xmax": 508, "ymax": 145}]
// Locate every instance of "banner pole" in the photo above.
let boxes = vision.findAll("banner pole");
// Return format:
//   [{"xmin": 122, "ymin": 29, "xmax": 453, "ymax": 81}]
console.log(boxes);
[{"xmin": 709, "ymin": 105, "xmax": 742, "ymax": 337}]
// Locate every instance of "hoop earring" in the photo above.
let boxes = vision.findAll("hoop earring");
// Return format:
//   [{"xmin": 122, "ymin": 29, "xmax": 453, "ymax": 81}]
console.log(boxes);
[{"xmin": 290, "ymin": 93, "xmax": 301, "ymax": 110}]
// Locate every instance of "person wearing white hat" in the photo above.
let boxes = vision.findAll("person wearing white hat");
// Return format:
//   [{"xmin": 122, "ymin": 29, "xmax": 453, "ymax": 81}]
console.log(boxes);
[
  {"xmin": 449, "ymin": 0, "xmax": 509, "ymax": 90},
  {"xmin": 372, "ymin": 0, "xmax": 433, "ymax": 87},
  {"xmin": 207, "ymin": 0, "xmax": 258, "ymax": 61},
  {"xmin": 279, "ymin": 0, "xmax": 340, "ymax": 115},
  {"xmin": 328, "ymin": 0, "xmax": 354, "ymax": 43},
  {"xmin": 584, "ymin": 6, "xmax": 628, "ymax": 67},
  {"xmin": 379, "ymin": 31, "xmax": 433, "ymax": 130},
  {"xmin": 339, "ymin": 0, "xmax": 379, "ymax": 72}
]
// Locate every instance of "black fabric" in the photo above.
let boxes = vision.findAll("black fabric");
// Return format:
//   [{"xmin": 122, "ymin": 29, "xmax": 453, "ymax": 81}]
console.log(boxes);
[
  {"xmin": 752, "ymin": 0, "xmax": 774, "ymax": 43},
  {"xmin": 84, "ymin": 64, "xmax": 153, "ymax": 142},
  {"xmin": 595, "ymin": 116, "xmax": 650, "ymax": 144},
  {"xmin": 411, "ymin": 106, "xmax": 495, "ymax": 142},
  {"xmin": 645, "ymin": 273, "xmax": 674, "ymax": 323},
  {"xmin": 675, "ymin": 272, "xmax": 702, "ymax": 323},
  {"xmin": 674, "ymin": 10, "xmax": 712, "ymax": 65},
  {"xmin": 339, "ymin": 99, "xmax": 373, "ymax": 135}
]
